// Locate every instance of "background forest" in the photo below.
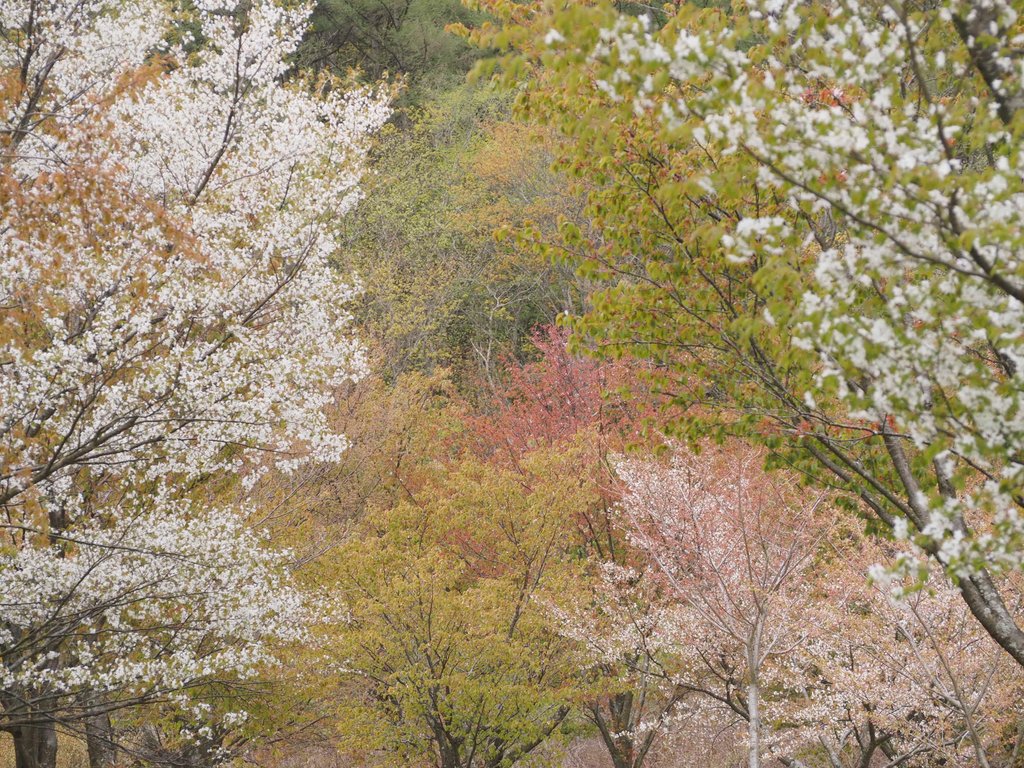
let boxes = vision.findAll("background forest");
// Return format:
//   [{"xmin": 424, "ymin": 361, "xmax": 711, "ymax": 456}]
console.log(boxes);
[{"xmin": 2, "ymin": 1, "xmax": 1024, "ymax": 768}]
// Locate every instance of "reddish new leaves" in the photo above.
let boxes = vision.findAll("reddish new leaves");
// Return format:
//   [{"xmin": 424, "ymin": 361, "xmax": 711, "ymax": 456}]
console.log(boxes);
[{"xmin": 467, "ymin": 325, "xmax": 651, "ymax": 464}]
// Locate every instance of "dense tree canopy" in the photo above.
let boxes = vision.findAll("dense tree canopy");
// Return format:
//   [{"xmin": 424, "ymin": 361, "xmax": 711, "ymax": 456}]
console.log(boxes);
[{"xmin": 462, "ymin": 0, "xmax": 1024, "ymax": 671}]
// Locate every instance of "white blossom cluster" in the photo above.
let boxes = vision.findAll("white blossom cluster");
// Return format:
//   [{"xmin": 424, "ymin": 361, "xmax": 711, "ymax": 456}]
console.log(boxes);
[
  {"xmin": 1, "ymin": 0, "xmax": 389, "ymax": 496},
  {"xmin": 0, "ymin": 0, "xmax": 388, "ymax": 732},
  {"xmin": 0, "ymin": 0, "xmax": 168, "ymax": 162},
  {"xmin": 0, "ymin": 497, "xmax": 306, "ymax": 697},
  {"xmin": 569, "ymin": 0, "xmax": 1024, "ymax": 577}
]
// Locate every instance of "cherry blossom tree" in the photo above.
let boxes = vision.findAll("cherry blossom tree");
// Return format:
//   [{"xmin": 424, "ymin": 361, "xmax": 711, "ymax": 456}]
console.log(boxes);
[
  {"xmin": 791, "ymin": 537, "xmax": 1024, "ymax": 768},
  {"xmin": 0, "ymin": 1, "xmax": 389, "ymax": 766},
  {"xmin": 546, "ymin": 558, "xmax": 694, "ymax": 768},
  {"xmin": 611, "ymin": 444, "xmax": 826, "ymax": 768},
  {"xmin": 577, "ymin": 444, "xmax": 1024, "ymax": 767},
  {"xmin": 543, "ymin": 438, "xmax": 1024, "ymax": 766}
]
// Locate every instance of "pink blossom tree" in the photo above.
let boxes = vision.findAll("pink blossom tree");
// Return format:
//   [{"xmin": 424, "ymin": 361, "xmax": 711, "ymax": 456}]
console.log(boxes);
[
  {"xmin": 790, "ymin": 536, "xmax": 1024, "ymax": 768},
  {"xmin": 613, "ymin": 443, "xmax": 827, "ymax": 768}
]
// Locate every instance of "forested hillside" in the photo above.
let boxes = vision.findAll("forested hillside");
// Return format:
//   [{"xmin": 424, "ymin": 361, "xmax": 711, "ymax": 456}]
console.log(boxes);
[{"xmin": 2, "ymin": 1, "xmax": 1024, "ymax": 767}]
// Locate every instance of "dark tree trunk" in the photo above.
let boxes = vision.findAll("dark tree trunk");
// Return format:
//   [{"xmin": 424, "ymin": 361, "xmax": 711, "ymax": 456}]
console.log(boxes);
[
  {"xmin": 85, "ymin": 707, "xmax": 116, "ymax": 768},
  {"xmin": 592, "ymin": 695, "xmax": 637, "ymax": 768},
  {"xmin": 11, "ymin": 721, "xmax": 58, "ymax": 768}
]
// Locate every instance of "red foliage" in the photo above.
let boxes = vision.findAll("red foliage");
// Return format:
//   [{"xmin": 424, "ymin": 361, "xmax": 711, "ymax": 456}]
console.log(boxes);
[
  {"xmin": 467, "ymin": 325, "xmax": 654, "ymax": 466},
  {"xmin": 461, "ymin": 325, "xmax": 661, "ymax": 561}
]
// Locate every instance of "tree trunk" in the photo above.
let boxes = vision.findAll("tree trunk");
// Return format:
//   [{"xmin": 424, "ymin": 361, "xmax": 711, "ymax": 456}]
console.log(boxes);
[
  {"xmin": 11, "ymin": 721, "xmax": 58, "ymax": 768},
  {"xmin": 747, "ymin": 675, "xmax": 760, "ymax": 768},
  {"xmin": 746, "ymin": 617, "xmax": 764, "ymax": 768},
  {"xmin": 882, "ymin": 433, "xmax": 1024, "ymax": 668},
  {"xmin": 952, "ymin": 1, "xmax": 1024, "ymax": 126},
  {"xmin": 591, "ymin": 696, "xmax": 635, "ymax": 768},
  {"xmin": 85, "ymin": 707, "xmax": 117, "ymax": 768},
  {"xmin": 958, "ymin": 570, "xmax": 1024, "ymax": 669}
]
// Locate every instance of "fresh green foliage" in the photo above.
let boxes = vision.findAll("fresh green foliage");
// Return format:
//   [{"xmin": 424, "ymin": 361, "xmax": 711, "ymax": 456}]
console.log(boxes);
[
  {"xmin": 335, "ymin": 83, "xmax": 580, "ymax": 383},
  {"xmin": 323, "ymin": 449, "xmax": 594, "ymax": 767},
  {"xmin": 298, "ymin": 0, "xmax": 487, "ymax": 102}
]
